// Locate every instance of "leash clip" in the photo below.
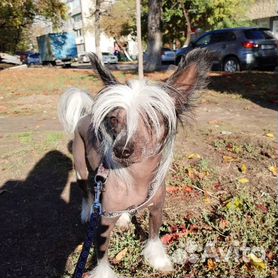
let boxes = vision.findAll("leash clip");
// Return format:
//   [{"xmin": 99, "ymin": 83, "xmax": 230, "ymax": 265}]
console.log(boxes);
[{"xmin": 91, "ymin": 176, "xmax": 105, "ymax": 215}]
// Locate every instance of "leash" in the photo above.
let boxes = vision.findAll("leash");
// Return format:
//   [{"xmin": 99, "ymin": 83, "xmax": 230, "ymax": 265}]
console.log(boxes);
[{"xmin": 72, "ymin": 165, "xmax": 108, "ymax": 278}]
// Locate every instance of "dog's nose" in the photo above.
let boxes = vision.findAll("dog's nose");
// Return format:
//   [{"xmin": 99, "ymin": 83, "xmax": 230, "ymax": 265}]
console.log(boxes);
[{"xmin": 113, "ymin": 143, "xmax": 134, "ymax": 159}]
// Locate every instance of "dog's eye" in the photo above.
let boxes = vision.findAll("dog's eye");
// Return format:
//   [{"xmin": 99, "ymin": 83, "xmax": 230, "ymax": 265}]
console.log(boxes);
[{"xmin": 110, "ymin": 116, "xmax": 118, "ymax": 127}]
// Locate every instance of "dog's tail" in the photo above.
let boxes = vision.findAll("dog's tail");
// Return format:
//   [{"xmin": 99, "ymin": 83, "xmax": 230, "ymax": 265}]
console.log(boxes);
[{"xmin": 58, "ymin": 88, "xmax": 93, "ymax": 134}]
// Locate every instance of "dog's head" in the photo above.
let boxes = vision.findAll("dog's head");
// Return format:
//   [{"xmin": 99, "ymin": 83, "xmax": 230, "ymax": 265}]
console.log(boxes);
[{"xmin": 88, "ymin": 50, "xmax": 211, "ymax": 168}]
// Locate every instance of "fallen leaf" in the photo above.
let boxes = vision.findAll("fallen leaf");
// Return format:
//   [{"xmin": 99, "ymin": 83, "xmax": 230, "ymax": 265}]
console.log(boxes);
[
  {"xmin": 256, "ymin": 204, "xmax": 268, "ymax": 213},
  {"xmin": 248, "ymin": 253, "xmax": 267, "ymax": 269},
  {"xmin": 161, "ymin": 233, "xmax": 179, "ymax": 245},
  {"xmin": 265, "ymin": 133, "xmax": 275, "ymax": 139},
  {"xmin": 241, "ymin": 164, "xmax": 247, "ymax": 174},
  {"xmin": 238, "ymin": 178, "xmax": 249, "ymax": 184},
  {"xmin": 208, "ymin": 119, "xmax": 221, "ymax": 125},
  {"xmin": 207, "ymin": 259, "xmax": 217, "ymax": 271},
  {"xmin": 266, "ymin": 251, "xmax": 274, "ymax": 261},
  {"xmin": 184, "ymin": 186, "xmax": 193, "ymax": 193},
  {"xmin": 226, "ymin": 197, "xmax": 243, "ymax": 210},
  {"xmin": 219, "ymin": 219, "xmax": 229, "ymax": 230},
  {"xmin": 223, "ymin": 156, "xmax": 237, "ymax": 163},
  {"xmin": 187, "ymin": 168, "xmax": 195, "ymax": 180},
  {"xmin": 166, "ymin": 186, "xmax": 180, "ymax": 194},
  {"xmin": 187, "ymin": 153, "xmax": 201, "ymax": 159},
  {"xmin": 268, "ymin": 166, "xmax": 277, "ymax": 176},
  {"xmin": 214, "ymin": 181, "xmax": 223, "ymax": 191},
  {"xmin": 114, "ymin": 248, "xmax": 128, "ymax": 263},
  {"xmin": 204, "ymin": 196, "xmax": 213, "ymax": 205},
  {"xmin": 221, "ymin": 130, "xmax": 232, "ymax": 135}
]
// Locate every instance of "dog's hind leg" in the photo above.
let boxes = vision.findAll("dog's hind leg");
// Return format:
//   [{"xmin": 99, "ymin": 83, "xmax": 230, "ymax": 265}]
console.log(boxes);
[
  {"xmin": 72, "ymin": 129, "xmax": 92, "ymax": 223},
  {"xmin": 142, "ymin": 184, "xmax": 173, "ymax": 272}
]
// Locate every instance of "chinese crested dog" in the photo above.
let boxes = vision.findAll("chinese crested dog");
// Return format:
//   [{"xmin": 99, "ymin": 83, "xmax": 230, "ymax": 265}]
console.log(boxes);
[{"xmin": 58, "ymin": 49, "xmax": 211, "ymax": 278}]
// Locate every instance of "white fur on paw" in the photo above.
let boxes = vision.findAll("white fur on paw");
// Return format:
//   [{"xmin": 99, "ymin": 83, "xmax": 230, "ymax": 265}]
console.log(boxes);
[
  {"xmin": 116, "ymin": 212, "xmax": 131, "ymax": 228},
  {"xmin": 88, "ymin": 259, "xmax": 118, "ymax": 278},
  {"xmin": 81, "ymin": 198, "xmax": 90, "ymax": 223},
  {"xmin": 142, "ymin": 238, "xmax": 173, "ymax": 272}
]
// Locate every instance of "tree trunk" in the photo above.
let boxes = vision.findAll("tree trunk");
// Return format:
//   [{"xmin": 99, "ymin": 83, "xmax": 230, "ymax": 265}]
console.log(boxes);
[
  {"xmin": 136, "ymin": 0, "xmax": 144, "ymax": 79},
  {"xmin": 95, "ymin": 0, "xmax": 101, "ymax": 59},
  {"xmin": 180, "ymin": 1, "xmax": 192, "ymax": 47},
  {"xmin": 145, "ymin": 0, "xmax": 162, "ymax": 72}
]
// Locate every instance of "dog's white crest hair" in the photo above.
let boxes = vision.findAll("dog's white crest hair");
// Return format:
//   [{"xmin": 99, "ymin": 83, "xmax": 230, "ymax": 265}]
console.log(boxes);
[{"xmin": 92, "ymin": 79, "xmax": 177, "ymax": 188}]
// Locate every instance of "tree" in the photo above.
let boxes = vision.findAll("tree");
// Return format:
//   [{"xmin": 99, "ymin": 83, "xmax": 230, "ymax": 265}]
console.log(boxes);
[
  {"xmin": 162, "ymin": 0, "xmax": 254, "ymax": 47},
  {"xmin": 94, "ymin": 0, "xmax": 103, "ymax": 59},
  {"xmin": 136, "ymin": 0, "xmax": 144, "ymax": 79},
  {"xmin": 101, "ymin": 0, "xmax": 136, "ymax": 60},
  {"xmin": 0, "ymin": 0, "xmax": 67, "ymax": 53},
  {"xmin": 145, "ymin": 0, "xmax": 162, "ymax": 72}
]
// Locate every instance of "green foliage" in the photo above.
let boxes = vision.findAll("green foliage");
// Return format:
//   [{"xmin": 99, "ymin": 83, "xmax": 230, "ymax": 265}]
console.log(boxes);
[
  {"xmin": 101, "ymin": 0, "xmax": 136, "ymax": 39},
  {"xmin": 0, "ymin": 0, "xmax": 67, "ymax": 52},
  {"xmin": 99, "ymin": 0, "xmax": 253, "ymax": 50},
  {"xmin": 162, "ymin": 0, "xmax": 254, "ymax": 45}
]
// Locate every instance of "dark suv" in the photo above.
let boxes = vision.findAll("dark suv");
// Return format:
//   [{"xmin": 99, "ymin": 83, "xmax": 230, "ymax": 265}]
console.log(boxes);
[{"xmin": 175, "ymin": 27, "xmax": 278, "ymax": 72}]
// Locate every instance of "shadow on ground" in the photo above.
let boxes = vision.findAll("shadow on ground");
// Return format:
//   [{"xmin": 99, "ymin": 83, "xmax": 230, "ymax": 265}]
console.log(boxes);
[
  {"xmin": 208, "ymin": 71, "xmax": 278, "ymax": 111},
  {"xmin": 0, "ymin": 150, "xmax": 86, "ymax": 278}
]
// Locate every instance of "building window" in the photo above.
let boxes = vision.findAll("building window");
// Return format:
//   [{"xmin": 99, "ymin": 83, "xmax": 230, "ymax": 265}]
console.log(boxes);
[
  {"xmin": 73, "ymin": 13, "xmax": 82, "ymax": 23},
  {"xmin": 74, "ymin": 29, "xmax": 82, "ymax": 37},
  {"xmin": 77, "ymin": 43, "xmax": 85, "ymax": 53}
]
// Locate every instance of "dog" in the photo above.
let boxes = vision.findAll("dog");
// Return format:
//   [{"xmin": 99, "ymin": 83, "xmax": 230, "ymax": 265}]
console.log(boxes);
[{"xmin": 58, "ymin": 49, "xmax": 211, "ymax": 278}]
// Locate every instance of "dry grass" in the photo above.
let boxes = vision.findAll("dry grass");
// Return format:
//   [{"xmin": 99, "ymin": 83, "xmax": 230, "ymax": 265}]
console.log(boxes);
[{"xmin": 0, "ymin": 67, "xmax": 277, "ymax": 278}]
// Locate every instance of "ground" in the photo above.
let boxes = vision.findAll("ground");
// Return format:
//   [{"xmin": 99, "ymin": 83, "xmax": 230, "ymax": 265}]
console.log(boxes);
[{"xmin": 0, "ymin": 67, "xmax": 277, "ymax": 278}]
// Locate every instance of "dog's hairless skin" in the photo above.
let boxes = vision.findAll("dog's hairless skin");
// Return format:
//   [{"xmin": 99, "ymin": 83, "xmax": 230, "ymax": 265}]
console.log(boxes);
[{"xmin": 58, "ymin": 49, "xmax": 211, "ymax": 278}]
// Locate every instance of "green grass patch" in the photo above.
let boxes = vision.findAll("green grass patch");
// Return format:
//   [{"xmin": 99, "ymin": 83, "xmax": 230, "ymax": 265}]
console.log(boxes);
[{"xmin": 17, "ymin": 132, "xmax": 33, "ymax": 144}]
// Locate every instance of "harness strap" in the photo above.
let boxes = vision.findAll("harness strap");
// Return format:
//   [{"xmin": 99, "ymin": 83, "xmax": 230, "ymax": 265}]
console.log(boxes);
[{"xmin": 102, "ymin": 182, "xmax": 156, "ymax": 218}]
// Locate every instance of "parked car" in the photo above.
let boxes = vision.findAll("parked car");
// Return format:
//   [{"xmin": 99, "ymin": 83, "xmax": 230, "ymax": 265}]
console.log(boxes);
[
  {"xmin": 175, "ymin": 27, "xmax": 278, "ymax": 72},
  {"xmin": 102, "ymin": 52, "xmax": 118, "ymax": 64},
  {"xmin": 78, "ymin": 53, "xmax": 90, "ymax": 63},
  {"xmin": 27, "ymin": 53, "xmax": 41, "ymax": 65},
  {"xmin": 161, "ymin": 47, "xmax": 176, "ymax": 63},
  {"xmin": 143, "ymin": 48, "xmax": 176, "ymax": 64}
]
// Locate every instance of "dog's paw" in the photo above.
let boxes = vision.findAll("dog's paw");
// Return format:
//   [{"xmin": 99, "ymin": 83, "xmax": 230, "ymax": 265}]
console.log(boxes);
[
  {"xmin": 116, "ymin": 212, "xmax": 131, "ymax": 228},
  {"xmin": 142, "ymin": 238, "xmax": 173, "ymax": 272},
  {"xmin": 87, "ymin": 259, "xmax": 118, "ymax": 278}
]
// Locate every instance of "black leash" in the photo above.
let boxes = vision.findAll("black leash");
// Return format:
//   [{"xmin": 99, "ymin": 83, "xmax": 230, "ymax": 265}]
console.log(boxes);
[{"xmin": 72, "ymin": 174, "xmax": 106, "ymax": 278}]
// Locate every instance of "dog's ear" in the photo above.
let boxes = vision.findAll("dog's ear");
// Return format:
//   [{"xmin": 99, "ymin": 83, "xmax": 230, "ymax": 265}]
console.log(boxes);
[
  {"xmin": 87, "ymin": 52, "xmax": 119, "ymax": 86},
  {"xmin": 165, "ymin": 48, "xmax": 212, "ymax": 116}
]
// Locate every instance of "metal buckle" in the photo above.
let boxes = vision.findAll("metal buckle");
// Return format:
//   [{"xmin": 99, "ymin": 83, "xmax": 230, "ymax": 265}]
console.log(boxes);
[{"xmin": 91, "ymin": 180, "xmax": 103, "ymax": 215}]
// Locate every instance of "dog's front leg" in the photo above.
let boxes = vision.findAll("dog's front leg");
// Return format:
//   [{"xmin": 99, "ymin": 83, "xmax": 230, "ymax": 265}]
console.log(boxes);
[
  {"xmin": 88, "ymin": 216, "xmax": 118, "ymax": 278},
  {"xmin": 143, "ymin": 184, "xmax": 173, "ymax": 272},
  {"xmin": 72, "ymin": 129, "xmax": 93, "ymax": 223}
]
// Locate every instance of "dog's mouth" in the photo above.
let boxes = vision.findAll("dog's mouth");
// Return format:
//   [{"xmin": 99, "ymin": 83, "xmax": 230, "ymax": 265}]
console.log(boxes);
[
  {"xmin": 112, "ymin": 154, "xmax": 133, "ymax": 167},
  {"xmin": 111, "ymin": 151, "xmax": 142, "ymax": 167}
]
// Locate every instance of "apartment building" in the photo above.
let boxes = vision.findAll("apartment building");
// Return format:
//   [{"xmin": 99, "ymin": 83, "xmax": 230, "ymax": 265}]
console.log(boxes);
[
  {"xmin": 247, "ymin": 0, "xmax": 278, "ymax": 39},
  {"xmin": 63, "ymin": 0, "xmax": 115, "ymax": 56}
]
